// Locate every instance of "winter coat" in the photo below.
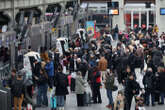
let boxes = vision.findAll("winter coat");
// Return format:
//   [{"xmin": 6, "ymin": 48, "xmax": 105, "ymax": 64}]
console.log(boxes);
[
  {"xmin": 45, "ymin": 61, "xmax": 54, "ymax": 77},
  {"xmin": 125, "ymin": 79, "xmax": 140, "ymax": 96},
  {"xmin": 98, "ymin": 57, "xmax": 108, "ymax": 71},
  {"xmin": 37, "ymin": 74, "xmax": 48, "ymax": 86},
  {"xmin": 75, "ymin": 75, "xmax": 86, "ymax": 94},
  {"xmin": 104, "ymin": 74, "xmax": 114, "ymax": 90},
  {"xmin": 143, "ymin": 71, "xmax": 156, "ymax": 91},
  {"xmin": 55, "ymin": 72, "xmax": 69, "ymax": 96},
  {"xmin": 11, "ymin": 77, "xmax": 25, "ymax": 97},
  {"xmin": 92, "ymin": 71, "xmax": 101, "ymax": 87},
  {"xmin": 157, "ymin": 72, "xmax": 165, "ymax": 92},
  {"xmin": 33, "ymin": 62, "xmax": 41, "ymax": 77}
]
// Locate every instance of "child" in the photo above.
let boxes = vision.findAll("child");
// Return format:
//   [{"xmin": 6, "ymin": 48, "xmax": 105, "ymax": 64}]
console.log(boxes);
[{"xmin": 113, "ymin": 91, "xmax": 125, "ymax": 110}]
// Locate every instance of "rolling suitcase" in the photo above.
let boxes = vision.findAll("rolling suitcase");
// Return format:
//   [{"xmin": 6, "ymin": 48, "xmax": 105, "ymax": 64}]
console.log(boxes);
[
  {"xmin": 50, "ymin": 96, "xmax": 57, "ymax": 110},
  {"xmin": 84, "ymin": 92, "xmax": 91, "ymax": 106},
  {"xmin": 0, "ymin": 86, "xmax": 11, "ymax": 110}
]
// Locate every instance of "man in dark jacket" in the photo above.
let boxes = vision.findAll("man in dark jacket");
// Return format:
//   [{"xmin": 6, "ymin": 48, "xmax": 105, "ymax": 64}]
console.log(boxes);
[
  {"xmin": 32, "ymin": 60, "xmax": 41, "ymax": 85},
  {"xmin": 143, "ymin": 68, "xmax": 156, "ymax": 106},
  {"xmin": 124, "ymin": 74, "xmax": 139, "ymax": 110}
]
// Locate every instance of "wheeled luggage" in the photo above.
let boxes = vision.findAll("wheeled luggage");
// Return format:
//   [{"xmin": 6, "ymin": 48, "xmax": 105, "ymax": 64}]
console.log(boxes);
[
  {"xmin": 50, "ymin": 96, "xmax": 57, "ymax": 110},
  {"xmin": 84, "ymin": 92, "xmax": 92, "ymax": 106},
  {"xmin": 0, "ymin": 86, "xmax": 11, "ymax": 110}
]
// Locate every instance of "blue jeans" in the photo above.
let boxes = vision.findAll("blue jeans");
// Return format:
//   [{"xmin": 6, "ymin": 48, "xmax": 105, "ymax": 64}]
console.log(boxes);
[
  {"xmin": 115, "ymin": 33, "xmax": 118, "ymax": 40},
  {"xmin": 37, "ymin": 84, "xmax": 48, "ymax": 106},
  {"xmin": 106, "ymin": 89, "xmax": 113, "ymax": 105},
  {"xmin": 160, "ymin": 92, "xmax": 165, "ymax": 104},
  {"xmin": 56, "ymin": 96, "xmax": 65, "ymax": 107},
  {"xmin": 145, "ymin": 90, "xmax": 155, "ymax": 105}
]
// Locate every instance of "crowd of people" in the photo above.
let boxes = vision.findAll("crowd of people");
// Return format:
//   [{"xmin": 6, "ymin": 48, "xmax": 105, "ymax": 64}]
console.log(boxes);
[{"xmin": 2, "ymin": 24, "xmax": 165, "ymax": 110}]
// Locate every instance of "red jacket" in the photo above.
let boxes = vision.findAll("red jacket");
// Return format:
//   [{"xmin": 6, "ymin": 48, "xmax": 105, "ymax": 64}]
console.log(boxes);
[{"xmin": 93, "ymin": 71, "xmax": 101, "ymax": 83}]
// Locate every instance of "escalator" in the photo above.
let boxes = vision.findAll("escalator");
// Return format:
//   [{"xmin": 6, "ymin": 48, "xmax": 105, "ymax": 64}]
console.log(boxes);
[
  {"xmin": 45, "ymin": 4, "xmax": 62, "ymax": 48},
  {"xmin": 15, "ymin": 8, "xmax": 42, "ymax": 51}
]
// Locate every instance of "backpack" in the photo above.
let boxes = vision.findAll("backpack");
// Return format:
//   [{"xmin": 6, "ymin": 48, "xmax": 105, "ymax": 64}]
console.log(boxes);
[
  {"xmin": 13, "ymin": 80, "xmax": 24, "ymax": 97},
  {"xmin": 58, "ymin": 73, "xmax": 68, "ymax": 88},
  {"xmin": 145, "ymin": 75, "xmax": 153, "ymax": 89}
]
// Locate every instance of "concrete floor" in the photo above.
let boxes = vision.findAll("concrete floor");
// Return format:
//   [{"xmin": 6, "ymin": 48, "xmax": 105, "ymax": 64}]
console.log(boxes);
[
  {"xmin": 36, "ymin": 41, "xmax": 165, "ymax": 110},
  {"xmin": 36, "ymin": 87, "xmax": 165, "ymax": 110}
]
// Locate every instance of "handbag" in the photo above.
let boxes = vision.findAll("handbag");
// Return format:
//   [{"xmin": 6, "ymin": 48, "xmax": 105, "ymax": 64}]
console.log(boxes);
[
  {"xmin": 26, "ymin": 104, "xmax": 33, "ymax": 110},
  {"xmin": 112, "ymin": 85, "xmax": 118, "ymax": 91},
  {"xmin": 50, "ymin": 96, "xmax": 56, "ymax": 110}
]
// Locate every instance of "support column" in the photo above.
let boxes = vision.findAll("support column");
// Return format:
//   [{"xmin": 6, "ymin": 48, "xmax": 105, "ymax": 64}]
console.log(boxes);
[
  {"xmin": 139, "ymin": 11, "xmax": 141, "ymax": 27},
  {"xmin": 112, "ymin": 0, "xmax": 125, "ymax": 31},
  {"xmin": 156, "ymin": 0, "xmax": 165, "ymax": 35},
  {"xmin": 146, "ymin": 10, "xmax": 149, "ymax": 29},
  {"xmin": 131, "ymin": 10, "xmax": 134, "ymax": 29}
]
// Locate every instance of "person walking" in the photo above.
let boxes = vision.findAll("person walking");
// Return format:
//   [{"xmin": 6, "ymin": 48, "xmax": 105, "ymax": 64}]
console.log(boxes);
[{"xmin": 114, "ymin": 24, "xmax": 119, "ymax": 40}]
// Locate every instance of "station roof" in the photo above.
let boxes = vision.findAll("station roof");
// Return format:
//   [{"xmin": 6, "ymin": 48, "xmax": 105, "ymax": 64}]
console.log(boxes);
[{"xmin": 81, "ymin": 0, "xmax": 155, "ymax": 4}]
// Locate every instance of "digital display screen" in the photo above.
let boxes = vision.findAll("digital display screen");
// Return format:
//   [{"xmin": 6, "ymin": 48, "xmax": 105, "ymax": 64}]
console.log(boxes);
[
  {"xmin": 107, "ymin": 2, "xmax": 119, "ymax": 8},
  {"xmin": 160, "ymin": 8, "xmax": 165, "ymax": 15},
  {"xmin": 109, "ymin": 9, "xmax": 119, "ymax": 15}
]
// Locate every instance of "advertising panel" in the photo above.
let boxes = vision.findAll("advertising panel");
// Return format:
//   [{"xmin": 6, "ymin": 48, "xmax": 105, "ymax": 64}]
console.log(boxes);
[{"xmin": 86, "ymin": 21, "xmax": 95, "ymax": 36}]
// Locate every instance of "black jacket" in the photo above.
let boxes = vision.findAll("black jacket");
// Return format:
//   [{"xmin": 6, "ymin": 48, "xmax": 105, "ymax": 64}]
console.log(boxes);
[
  {"xmin": 37, "ymin": 74, "xmax": 48, "ymax": 86},
  {"xmin": 125, "ymin": 79, "xmax": 140, "ymax": 96},
  {"xmin": 143, "ymin": 71, "xmax": 156, "ymax": 91},
  {"xmin": 157, "ymin": 72, "xmax": 165, "ymax": 92},
  {"xmin": 55, "ymin": 72, "xmax": 69, "ymax": 96}
]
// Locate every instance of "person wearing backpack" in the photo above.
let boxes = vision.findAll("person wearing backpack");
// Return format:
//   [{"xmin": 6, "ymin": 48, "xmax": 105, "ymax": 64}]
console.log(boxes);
[
  {"xmin": 12, "ymin": 72, "xmax": 25, "ymax": 110},
  {"xmin": 104, "ymin": 69, "xmax": 115, "ymax": 109},
  {"xmin": 143, "ymin": 68, "xmax": 156, "ymax": 106},
  {"xmin": 55, "ymin": 66, "xmax": 69, "ymax": 110}
]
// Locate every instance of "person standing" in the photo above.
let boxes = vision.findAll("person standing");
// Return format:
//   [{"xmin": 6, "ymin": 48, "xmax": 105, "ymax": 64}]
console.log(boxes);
[
  {"xmin": 45, "ymin": 58, "xmax": 54, "ymax": 89},
  {"xmin": 75, "ymin": 71, "xmax": 86, "ymax": 107},
  {"xmin": 35, "ymin": 69, "xmax": 48, "ymax": 107},
  {"xmin": 157, "ymin": 67, "xmax": 165, "ymax": 105},
  {"xmin": 124, "ymin": 74, "xmax": 139, "ymax": 110},
  {"xmin": 55, "ymin": 67, "xmax": 69, "ymax": 110},
  {"xmin": 143, "ymin": 68, "xmax": 156, "ymax": 106},
  {"xmin": 92, "ymin": 67, "xmax": 102, "ymax": 104},
  {"xmin": 98, "ymin": 54, "xmax": 108, "ymax": 83},
  {"xmin": 104, "ymin": 69, "xmax": 115, "ymax": 109},
  {"xmin": 12, "ymin": 72, "xmax": 25, "ymax": 110}
]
